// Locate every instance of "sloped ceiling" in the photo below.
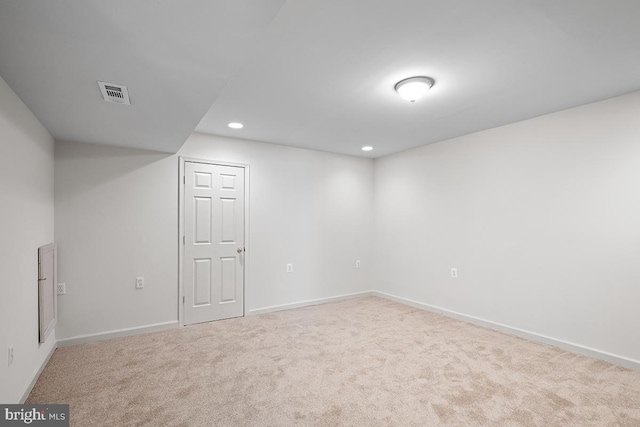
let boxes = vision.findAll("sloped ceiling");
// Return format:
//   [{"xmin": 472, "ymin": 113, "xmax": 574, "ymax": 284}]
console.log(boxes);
[
  {"xmin": 2, "ymin": 1, "xmax": 640, "ymax": 157},
  {"xmin": 0, "ymin": 0, "xmax": 285, "ymax": 153}
]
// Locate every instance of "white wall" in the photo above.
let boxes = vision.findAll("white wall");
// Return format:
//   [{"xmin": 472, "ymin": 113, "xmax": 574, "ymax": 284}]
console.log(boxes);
[
  {"xmin": 54, "ymin": 142, "xmax": 178, "ymax": 340},
  {"xmin": 374, "ymin": 91, "xmax": 640, "ymax": 364},
  {"xmin": 51, "ymin": 88, "xmax": 640, "ymax": 368},
  {"xmin": 54, "ymin": 134, "xmax": 373, "ymax": 340},
  {"xmin": 181, "ymin": 133, "xmax": 374, "ymax": 312},
  {"xmin": 0, "ymin": 76, "xmax": 56, "ymax": 403}
]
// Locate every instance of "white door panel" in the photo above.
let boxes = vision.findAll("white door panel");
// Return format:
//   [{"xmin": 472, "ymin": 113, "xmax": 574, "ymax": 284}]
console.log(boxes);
[{"xmin": 184, "ymin": 162, "xmax": 245, "ymax": 325}]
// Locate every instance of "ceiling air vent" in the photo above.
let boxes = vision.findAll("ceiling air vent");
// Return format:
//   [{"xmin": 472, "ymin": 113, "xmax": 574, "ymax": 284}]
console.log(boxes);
[{"xmin": 97, "ymin": 81, "xmax": 131, "ymax": 105}]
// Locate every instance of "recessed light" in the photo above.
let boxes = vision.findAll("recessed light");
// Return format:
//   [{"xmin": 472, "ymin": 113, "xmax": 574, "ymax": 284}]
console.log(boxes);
[
  {"xmin": 228, "ymin": 122, "xmax": 243, "ymax": 129},
  {"xmin": 361, "ymin": 146, "xmax": 373, "ymax": 151},
  {"xmin": 394, "ymin": 76, "xmax": 434, "ymax": 103}
]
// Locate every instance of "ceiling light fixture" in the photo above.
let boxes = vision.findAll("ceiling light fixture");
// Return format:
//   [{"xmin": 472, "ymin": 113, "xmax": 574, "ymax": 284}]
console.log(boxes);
[
  {"xmin": 394, "ymin": 76, "xmax": 434, "ymax": 103},
  {"xmin": 228, "ymin": 122, "xmax": 243, "ymax": 129},
  {"xmin": 361, "ymin": 146, "xmax": 373, "ymax": 151}
]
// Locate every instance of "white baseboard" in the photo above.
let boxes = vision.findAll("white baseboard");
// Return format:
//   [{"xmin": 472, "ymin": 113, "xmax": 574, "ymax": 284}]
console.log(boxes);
[
  {"xmin": 20, "ymin": 339, "xmax": 57, "ymax": 403},
  {"xmin": 248, "ymin": 291, "xmax": 375, "ymax": 316},
  {"xmin": 57, "ymin": 321, "xmax": 179, "ymax": 347},
  {"xmin": 373, "ymin": 291, "xmax": 640, "ymax": 371}
]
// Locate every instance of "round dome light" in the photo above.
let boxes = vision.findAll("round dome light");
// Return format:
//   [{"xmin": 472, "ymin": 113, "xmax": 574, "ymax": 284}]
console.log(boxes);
[{"xmin": 394, "ymin": 76, "xmax": 434, "ymax": 103}]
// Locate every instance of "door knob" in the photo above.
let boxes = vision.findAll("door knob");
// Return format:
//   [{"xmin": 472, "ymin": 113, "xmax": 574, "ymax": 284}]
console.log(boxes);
[{"xmin": 237, "ymin": 247, "xmax": 245, "ymax": 253}]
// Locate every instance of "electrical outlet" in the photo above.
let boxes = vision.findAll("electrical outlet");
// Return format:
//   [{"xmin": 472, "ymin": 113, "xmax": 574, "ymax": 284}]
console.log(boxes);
[
  {"xmin": 451, "ymin": 268, "xmax": 458, "ymax": 278},
  {"xmin": 136, "ymin": 277, "xmax": 144, "ymax": 289},
  {"xmin": 286, "ymin": 264, "xmax": 293, "ymax": 273},
  {"xmin": 56, "ymin": 282, "xmax": 66, "ymax": 295},
  {"xmin": 8, "ymin": 345, "xmax": 14, "ymax": 366},
  {"xmin": 356, "ymin": 260, "xmax": 361, "ymax": 269}
]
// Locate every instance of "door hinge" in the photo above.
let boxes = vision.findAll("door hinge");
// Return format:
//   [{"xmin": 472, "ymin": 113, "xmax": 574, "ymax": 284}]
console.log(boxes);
[
  {"xmin": 183, "ymin": 175, "xmax": 185, "ymax": 184},
  {"xmin": 183, "ymin": 296, "xmax": 185, "ymax": 304},
  {"xmin": 183, "ymin": 235, "xmax": 185, "ymax": 244}
]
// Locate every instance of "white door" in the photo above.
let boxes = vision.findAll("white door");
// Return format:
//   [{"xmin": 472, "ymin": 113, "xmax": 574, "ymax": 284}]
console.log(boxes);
[{"xmin": 183, "ymin": 162, "xmax": 245, "ymax": 325}]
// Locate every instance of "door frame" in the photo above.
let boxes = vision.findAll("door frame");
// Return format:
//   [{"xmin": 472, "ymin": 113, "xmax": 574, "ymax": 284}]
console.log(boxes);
[{"xmin": 178, "ymin": 156, "xmax": 250, "ymax": 327}]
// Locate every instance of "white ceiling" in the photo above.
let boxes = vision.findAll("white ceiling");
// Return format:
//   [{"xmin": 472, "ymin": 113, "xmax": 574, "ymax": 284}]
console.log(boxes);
[
  {"xmin": 197, "ymin": 0, "xmax": 640, "ymax": 157},
  {"xmin": 2, "ymin": 1, "xmax": 640, "ymax": 157},
  {"xmin": 0, "ymin": 0, "xmax": 285, "ymax": 153}
]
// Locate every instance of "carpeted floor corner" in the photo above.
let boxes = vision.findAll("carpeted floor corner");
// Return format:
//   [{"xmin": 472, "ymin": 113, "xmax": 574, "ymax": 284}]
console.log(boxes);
[{"xmin": 27, "ymin": 297, "xmax": 640, "ymax": 426}]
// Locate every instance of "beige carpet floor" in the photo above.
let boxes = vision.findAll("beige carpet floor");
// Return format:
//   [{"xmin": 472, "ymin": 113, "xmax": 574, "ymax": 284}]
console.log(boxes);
[{"xmin": 27, "ymin": 296, "xmax": 640, "ymax": 426}]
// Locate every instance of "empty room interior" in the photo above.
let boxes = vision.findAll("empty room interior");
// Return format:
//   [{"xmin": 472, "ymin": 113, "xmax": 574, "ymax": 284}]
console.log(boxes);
[{"xmin": 2, "ymin": 1, "xmax": 640, "ymax": 425}]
